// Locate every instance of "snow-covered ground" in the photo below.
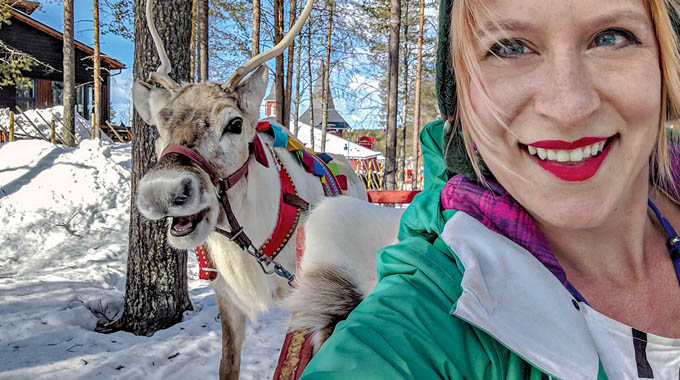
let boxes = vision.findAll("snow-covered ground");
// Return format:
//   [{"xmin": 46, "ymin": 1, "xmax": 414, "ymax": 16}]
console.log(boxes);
[
  {"xmin": 0, "ymin": 139, "xmax": 287, "ymax": 380},
  {"xmin": 0, "ymin": 106, "xmax": 112, "ymax": 143}
]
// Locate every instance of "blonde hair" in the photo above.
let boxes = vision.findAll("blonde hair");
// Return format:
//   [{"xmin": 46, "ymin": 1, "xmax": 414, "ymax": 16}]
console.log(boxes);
[{"xmin": 449, "ymin": 0, "xmax": 680, "ymax": 202}]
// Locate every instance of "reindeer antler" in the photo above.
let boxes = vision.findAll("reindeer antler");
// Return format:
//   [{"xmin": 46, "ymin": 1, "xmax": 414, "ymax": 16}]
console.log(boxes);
[
  {"xmin": 146, "ymin": 0, "xmax": 181, "ymax": 91},
  {"xmin": 223, "ymin": 0, "xmax": 314, "ymax": 90}
]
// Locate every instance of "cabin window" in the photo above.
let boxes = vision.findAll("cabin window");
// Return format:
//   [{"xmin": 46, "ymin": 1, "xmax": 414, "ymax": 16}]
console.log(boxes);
[
  {"xmin": 15, "ymin": 79, "xmax": 36, "ymax": 110},
  {"xmin": 51, "ymin": 81, "xmax": 64, "ymax": 106},
  {"xmin": 76, "ymin": 84, "xmax": 93, "ymax": 120}
]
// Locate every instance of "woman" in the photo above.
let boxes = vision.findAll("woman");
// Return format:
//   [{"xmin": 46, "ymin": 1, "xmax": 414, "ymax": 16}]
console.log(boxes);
[{"xmin": 300, "ymin": 0, "xmax": 680, "ymax": 379}]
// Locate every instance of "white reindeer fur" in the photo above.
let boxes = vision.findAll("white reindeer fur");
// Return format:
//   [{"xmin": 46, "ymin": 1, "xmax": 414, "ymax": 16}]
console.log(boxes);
[
  {"xmin": 286, "ymin": 196, "xmax": 403, "ymax": 352},
  {"xmin": 301, "ymin": 196, "xmax": 402, "ymax": 295},
  {"xmin": 204, "ymin": 131, "xmax": 369, "ymax": 321}
]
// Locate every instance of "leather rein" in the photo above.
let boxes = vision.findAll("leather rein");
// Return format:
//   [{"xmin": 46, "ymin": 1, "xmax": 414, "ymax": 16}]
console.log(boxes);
[{"xmin": 159, "ymin": 135, "xmax": 302, "ymax": 285}]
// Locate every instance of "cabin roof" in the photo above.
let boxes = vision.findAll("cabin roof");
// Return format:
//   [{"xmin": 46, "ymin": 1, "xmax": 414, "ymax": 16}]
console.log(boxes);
[
  {"xmin": 8, "ymin": 8, "xmax": 126, "ymax": 70},
  {"xmin": 9, "ymin": 1, "xmax": 40, "ymax": 15}
]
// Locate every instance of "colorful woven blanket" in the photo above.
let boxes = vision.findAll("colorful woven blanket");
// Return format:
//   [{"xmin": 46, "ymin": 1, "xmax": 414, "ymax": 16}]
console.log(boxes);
[{"xmin": 256, "ymin": 121, "xmax": 347, "ymax": 196}]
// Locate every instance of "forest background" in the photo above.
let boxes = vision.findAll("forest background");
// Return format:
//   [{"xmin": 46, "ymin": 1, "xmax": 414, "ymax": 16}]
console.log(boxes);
[{"xmin": 18, "ymin": 0, "xmax": 441, "ymax": 163}]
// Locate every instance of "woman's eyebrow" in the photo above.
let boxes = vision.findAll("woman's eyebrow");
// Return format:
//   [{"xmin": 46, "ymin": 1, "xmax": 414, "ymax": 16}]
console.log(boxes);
[
  {"xmin": 476, "ymin": 9, "xmax": 651, "ymax": 37},
  {"xmin": 582, "ymin": 9, "xmax": 652, "ymax": 30},
  {"xmin": 476, "ymin": 19, "xmax": 536, "ymax": 37}
]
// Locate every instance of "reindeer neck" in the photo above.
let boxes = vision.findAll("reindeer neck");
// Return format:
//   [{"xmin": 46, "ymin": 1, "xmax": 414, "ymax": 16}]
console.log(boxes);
[{"xmin": 220, "ymin": 133, "xmax": 281, "ymax": 247}]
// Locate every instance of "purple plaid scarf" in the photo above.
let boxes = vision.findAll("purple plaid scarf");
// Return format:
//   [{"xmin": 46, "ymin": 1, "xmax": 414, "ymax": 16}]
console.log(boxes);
[
  {"xmin": 440, "ymin": 143, "xmax": 679, "ymax": 299},
  {"xmin": 440, "ymin": 176, "xmax": 570, "ymax": 289}
]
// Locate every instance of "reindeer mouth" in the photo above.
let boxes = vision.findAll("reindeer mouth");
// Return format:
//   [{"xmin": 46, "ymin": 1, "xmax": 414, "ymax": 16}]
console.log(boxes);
[{"xmin": 169, "ymin": 208, "xmax": 208, "ymax": 237}]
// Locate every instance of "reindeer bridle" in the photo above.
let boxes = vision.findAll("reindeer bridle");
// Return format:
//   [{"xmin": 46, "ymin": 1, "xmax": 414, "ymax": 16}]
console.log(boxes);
[
  {"xmin": 142, "ymin": 0, "xmax": 315, "ymax": 286},
  {"xmin": 159, "ymin": 137, "xmax": 298, "ymax": 285}
]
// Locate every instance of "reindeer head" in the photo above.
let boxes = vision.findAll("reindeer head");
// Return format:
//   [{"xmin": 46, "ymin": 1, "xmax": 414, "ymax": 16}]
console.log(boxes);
[{"xmin": 133, "ymin": 0, "xmax": 313, "ymax": 249}]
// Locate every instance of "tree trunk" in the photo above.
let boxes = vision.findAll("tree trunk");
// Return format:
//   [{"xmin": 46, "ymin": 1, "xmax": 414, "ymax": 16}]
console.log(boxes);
[
  {"xmin": 62, "ymin": 0, "xmax": 75, "ymax": 146},
  {"xmin": 118, "ymin": 0, "xmax": 193, "ymax": 336},
  {"xmin": 320, "ymin": 0, "xmax": 333, "ymax": 152},
  {"xmin": 399, "ymin": 0, "xmax": 409, "ymax": 189},
  {"xmin": 252, "ymin": 0, "xmax": 261, "ymax": 56},
  {"xmin": 93, "ymin": 0, "xmax": 101, "ymax": 137},
  {"xmin": 412, "ymin": 0, "xmax": 425, "ymax": 189},
  {"xmin": 274, "ymin": 0, "xmax": 285, "ymax": 125},
  {"xmin": 307, "ymin": 19, "xmax": 315, "ymax": 150},
  {"xmin": 385, "ymin": 0, "xmax": 400, "ymax": 190},
  {"xmin": 198, "ymin": 0, "xmax": 209, "ymax": 81},
  {"xmin": 293, "ymin": 32, "xmax": 302, "ymax": 136},
  {"xmin": 190, "ymin": 0, "xmax": 197, "ymax": 82},
  {"xmin": 283, "ymin": 0, "xmax": 297, "ymax": 129}
]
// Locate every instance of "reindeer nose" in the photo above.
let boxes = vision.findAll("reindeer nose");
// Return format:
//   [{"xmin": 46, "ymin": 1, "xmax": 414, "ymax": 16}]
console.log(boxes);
[
  {"xmin": 136, "ymin": 173, "xmax": 201, "ymax": 220},
  {"xmin": 172, "ymin": 178, "xmax": 194, "ymax": 206}
]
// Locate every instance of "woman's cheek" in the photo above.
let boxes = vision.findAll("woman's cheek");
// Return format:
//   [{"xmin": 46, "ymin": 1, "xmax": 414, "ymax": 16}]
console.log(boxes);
[{"xmin": 472, "ymin": 68, "xmax": 537, "ymax": 132}]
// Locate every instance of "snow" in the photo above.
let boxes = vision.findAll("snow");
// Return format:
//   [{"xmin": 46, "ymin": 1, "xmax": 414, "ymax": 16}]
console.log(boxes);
[
  {"xmin": 0, "ymin": 139, "xmax": 287, "ymax": 379},
  {"xmin": 0, "ymin": 106, "xmax": 112, "ymax": 143},
  {"xmin": 292, "ymin": 120, "xmax": 384, "ymax": 160}
]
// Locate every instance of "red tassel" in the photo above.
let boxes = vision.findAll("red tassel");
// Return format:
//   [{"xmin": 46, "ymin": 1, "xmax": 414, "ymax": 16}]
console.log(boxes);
[
  {"xmin": 251, "ymin": 135, "xmax": 269, "ymax": 168},
  {"xmin": 335, "ymin": 175, "xmax": 348, "ymax": 191}
]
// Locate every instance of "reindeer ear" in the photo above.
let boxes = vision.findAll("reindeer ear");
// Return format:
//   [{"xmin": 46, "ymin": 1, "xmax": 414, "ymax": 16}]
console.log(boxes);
[
  {"xmin": 133, "ymin": 81, "xmax": 172, "ymax": 126},
  {"xmin": 235, "ymin": 65, "xmax": 269, "ymax": 118}
]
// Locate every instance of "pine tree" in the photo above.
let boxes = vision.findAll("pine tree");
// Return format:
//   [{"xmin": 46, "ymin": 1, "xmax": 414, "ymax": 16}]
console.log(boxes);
[
  {"xmin": 411, "ymin": 0, "xmax": 425, "ymax": 189},
  {"xmin": 384, "ymin": 0, "xmax": 400, "ymax": 190},
  {"xmin": 320, "ymin": 0, "xmax": 333, "ymax": 152},
  {"xmin": 198, "ymin": 0, "xmax": 209, "ymax": 81},
  {"xmin": 93, "ymin": 0, "xmax": 102, "ymax": 137},
  {"xmin": 63, "ymin": 0, "xmax": 76, "ymax": 146},
  {"xmin": 113, "ymin": 0, "xmax": 193, "ymax": 336}
]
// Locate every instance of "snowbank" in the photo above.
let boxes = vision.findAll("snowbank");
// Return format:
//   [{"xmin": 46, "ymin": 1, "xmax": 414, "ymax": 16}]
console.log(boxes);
[
  {"xmin": 0, "ymin": 139, "xmax": 286, "ymax": 380},
  {"xmin": 0, "ymin": 106, "xmax": 112, "ymax": 143}
]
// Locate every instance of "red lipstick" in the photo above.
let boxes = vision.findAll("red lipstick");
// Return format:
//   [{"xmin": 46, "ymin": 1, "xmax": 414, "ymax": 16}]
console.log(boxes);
[
  {"xmin": 529, "ymin": 137, "xmax": 614, "ymax": 182},
  {"xmin": 528, "ymin": 137, "xmax": 607, "ymax": 150}
]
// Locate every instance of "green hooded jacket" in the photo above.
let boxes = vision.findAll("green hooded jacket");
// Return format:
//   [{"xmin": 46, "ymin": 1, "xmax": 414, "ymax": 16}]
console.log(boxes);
[{"xmin": 299, "ymin": 121, "xmax": 611, "ymax": 380}]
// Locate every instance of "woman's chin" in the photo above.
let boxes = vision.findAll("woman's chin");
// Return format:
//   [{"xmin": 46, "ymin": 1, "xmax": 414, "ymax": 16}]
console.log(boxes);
[{"xmin": 528, "ymin": 198, "xmax": 613, "ymax": 232}]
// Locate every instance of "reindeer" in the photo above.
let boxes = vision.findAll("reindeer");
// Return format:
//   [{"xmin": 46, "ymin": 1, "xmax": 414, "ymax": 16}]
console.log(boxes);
[
  {"xmin": 286, "ymin": 196, "xmax": 404, "ymax": 355},
  {"xmin": 131, "ymin": 0, "xmax": 369, "ymax": 378}
]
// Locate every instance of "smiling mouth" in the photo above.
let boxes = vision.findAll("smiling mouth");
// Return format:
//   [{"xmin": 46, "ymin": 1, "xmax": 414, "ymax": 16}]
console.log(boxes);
[
  {"xmin": 170, "ymin": 208, "xmax": 208, "ymax": 237},
  {"xmin": 521, "ymin": 134, "xmax": 618, "ymax": 181}
]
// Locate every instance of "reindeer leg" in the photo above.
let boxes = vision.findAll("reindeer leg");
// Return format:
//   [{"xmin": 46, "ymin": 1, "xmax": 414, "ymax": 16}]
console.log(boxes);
[{"xmin": 216, "ymin": 291, "xmax": 246, "ymax": 380}]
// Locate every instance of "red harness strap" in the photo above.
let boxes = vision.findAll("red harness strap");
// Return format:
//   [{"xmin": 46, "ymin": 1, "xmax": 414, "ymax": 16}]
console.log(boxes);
[
  {"xmin": 258, "ymin": 154, "xmax": 303, "ymax": 259},
  {"xmin": 273, "ymin": 329, "xmax": 314, "ymax": 380},
  {"xmin": 195, "ymin": 245, "xmax": 218, "ymax": 281},
  {"xmin": 194, "ymin": 151, "xmax": 307, "ymax": 281}
]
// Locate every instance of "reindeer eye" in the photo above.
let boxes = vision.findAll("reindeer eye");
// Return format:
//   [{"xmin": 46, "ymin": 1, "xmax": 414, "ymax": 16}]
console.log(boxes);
[{"xmin": 223, "ymin": 117, "xmax": 243, "ymax": 135}]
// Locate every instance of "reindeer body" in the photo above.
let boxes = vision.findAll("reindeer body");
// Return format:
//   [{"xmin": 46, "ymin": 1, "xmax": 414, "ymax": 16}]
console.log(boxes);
[
  {"xmin": 132, "ymin": 1, "xmax": 381, "ymax": 376},
  {"xmin": 134, "ymin": 72, "xmax": 367, "ymax": 378},
  {"xmin": 287, "ymin": 196, "xmax": 403, "ymax": 355}
]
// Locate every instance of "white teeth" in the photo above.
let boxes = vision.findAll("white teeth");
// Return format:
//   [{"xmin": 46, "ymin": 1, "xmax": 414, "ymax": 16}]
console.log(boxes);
[
  {"xmin": 537, "ymin": 148, "xmax": 547, "ymax": 160},
  {"xmin": 547, "ymin": 149, "xmax": 556, "ymax": 160},
  {"xmin": 556, "ymin": 150, "xmax": 570, "ymax": 162},
  {"xmin": 569, "ymin": 148, "xmax": 583, "ymax": 161},
  {"xmin": 528, "ymin": 140, "xmax": 607, "ymax": 162}
]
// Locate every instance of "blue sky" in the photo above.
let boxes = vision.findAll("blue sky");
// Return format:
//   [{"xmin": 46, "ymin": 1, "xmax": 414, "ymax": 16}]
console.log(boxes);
[
  {"xmin": 31, "ymin": 2, "xmax": 135, "ymax": 124},
  {"xmin": 27, "ymin": 2, "xmax": 384, "ymax": 128}
]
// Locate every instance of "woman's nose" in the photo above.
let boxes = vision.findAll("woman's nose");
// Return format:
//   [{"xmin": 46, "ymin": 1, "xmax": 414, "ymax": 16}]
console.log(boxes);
[{"xmin": 533, "ymin": 52, "xmax": 601, "ymax": 127}]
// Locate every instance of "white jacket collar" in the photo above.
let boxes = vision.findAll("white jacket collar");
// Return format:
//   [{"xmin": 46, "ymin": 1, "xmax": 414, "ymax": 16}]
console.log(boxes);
[{"xmin": 441, "ymin": 212, "xmax": 601, "ymax": 380}]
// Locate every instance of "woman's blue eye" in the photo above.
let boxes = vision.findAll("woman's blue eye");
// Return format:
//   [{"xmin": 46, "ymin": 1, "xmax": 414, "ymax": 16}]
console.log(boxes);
[
  {"xmin": 488, "ymin": 39, "xmax": 530, "ymax": 58},
  {"xmin": 592, "ymin": 29, "xmax": 640, "ymax": 48}
]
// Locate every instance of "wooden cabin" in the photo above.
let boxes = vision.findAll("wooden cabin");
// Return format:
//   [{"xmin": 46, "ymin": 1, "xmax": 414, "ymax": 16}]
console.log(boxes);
[{"xmin": 0, "ymin": 1, "xmax": 125, "ymax": 123}]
